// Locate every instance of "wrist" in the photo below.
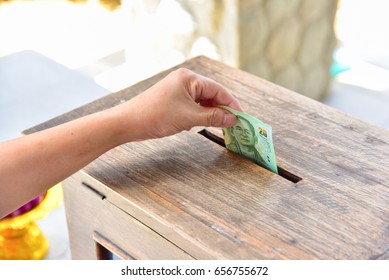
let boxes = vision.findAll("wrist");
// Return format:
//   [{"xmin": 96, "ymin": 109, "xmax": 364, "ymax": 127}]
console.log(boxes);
[{"xmin": 101, "ymin": 102, "xmax": 146, "ymax": 146}]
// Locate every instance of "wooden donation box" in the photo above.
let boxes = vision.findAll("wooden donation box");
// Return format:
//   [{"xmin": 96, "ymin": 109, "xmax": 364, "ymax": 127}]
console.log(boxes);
[{"xmin": 26, "ymin": 57, "xmax": 389, "ymax": 259}]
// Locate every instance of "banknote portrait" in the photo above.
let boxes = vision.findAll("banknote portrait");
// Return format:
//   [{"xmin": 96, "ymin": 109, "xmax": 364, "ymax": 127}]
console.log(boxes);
[
  {"xmin": 221, "ymin": 106, "xmax": 278, "ymax": 174},
  {"xmin": 225, "ymin": 115, "xmax": 267, "ymax": 167}
]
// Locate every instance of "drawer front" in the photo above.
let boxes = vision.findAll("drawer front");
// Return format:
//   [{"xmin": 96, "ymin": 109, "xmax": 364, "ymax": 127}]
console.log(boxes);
[{"xmin": 62, "ymin": 176, "xmax": 193, "ymax": 260}]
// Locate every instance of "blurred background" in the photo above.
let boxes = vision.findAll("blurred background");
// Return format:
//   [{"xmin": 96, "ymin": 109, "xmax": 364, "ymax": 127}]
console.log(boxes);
[{"xmin": 0, "ymin": 0, "xmax": 388, "ymax": 259}]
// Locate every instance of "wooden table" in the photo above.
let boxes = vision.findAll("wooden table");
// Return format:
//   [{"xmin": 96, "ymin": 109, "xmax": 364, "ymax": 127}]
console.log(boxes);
[{"xmin": 25, "ymin": 56, "xmax": 389, "ymax": 260}]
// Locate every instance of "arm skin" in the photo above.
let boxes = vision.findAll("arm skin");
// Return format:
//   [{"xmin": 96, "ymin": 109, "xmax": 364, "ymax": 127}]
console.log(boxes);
[{"xmin": 0, "ymin": 68, "xmax": 242, "ymax": 218}]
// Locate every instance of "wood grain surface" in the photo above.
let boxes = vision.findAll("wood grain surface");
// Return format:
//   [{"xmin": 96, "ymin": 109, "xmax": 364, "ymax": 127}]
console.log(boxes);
[{"xmin": 25, "ymin": 56, "xmax": 389, "ymax": 259}]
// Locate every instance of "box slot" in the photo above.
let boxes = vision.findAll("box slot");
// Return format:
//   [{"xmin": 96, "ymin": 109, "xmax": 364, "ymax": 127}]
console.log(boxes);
[{"xmin": 198, "ymin": 129, "xmax": 302, "ymax": 183}]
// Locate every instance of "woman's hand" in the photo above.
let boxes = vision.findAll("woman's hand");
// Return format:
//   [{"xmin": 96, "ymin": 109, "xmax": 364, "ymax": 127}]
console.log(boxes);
[
  {"xmin": 0, "ymin": 68, "xmax": 242, "ymax": 218},
  {"xmin": 115, "ymin": 68, "xmax": 243, "ymax": 142}
]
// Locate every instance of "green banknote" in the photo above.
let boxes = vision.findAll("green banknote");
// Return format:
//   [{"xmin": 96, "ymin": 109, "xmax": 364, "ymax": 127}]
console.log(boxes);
[{"xmin": 221, "ymin": 106, "xmax": 278, "ymax": 174}]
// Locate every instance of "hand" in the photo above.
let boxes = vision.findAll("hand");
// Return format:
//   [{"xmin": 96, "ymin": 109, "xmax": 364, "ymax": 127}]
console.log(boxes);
[
  {"xmin": 0, "ymin": 68, "xmax": 242, "ymax": 217},
  {"xmin": 117, "ymin": 68, "xmax": 243, "ymax": 141}
]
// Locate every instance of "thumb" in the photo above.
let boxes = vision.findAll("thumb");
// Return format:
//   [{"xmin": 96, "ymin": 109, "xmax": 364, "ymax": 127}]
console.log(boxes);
[{"xmin": 199, "ymin": 107, "xmax": 237, "ymax": 128}]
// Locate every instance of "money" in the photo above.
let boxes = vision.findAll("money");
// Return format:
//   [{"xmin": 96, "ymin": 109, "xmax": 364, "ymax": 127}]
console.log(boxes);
[{"xmin": 221, "ymin": 106, "xmax": 278, "ymax": 174}]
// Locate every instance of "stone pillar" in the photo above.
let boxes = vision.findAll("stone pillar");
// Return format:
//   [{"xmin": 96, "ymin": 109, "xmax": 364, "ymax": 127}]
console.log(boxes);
[
  {"xmin": 181, "ymin": 0, "xmax": 339, "ymax": 100},
  {"xmin": 123, "ymin": 0, "xmax": 339, "ymax": 100}
]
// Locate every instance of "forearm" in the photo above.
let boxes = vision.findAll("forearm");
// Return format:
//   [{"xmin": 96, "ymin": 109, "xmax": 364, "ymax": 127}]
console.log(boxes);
[
  {"xmin": 0, "ymin": 68, "xmax": 241, "ymax": 218},
  {"xmin": 0, "ymin": 107, "xmax": 128, "ymax": 218}
]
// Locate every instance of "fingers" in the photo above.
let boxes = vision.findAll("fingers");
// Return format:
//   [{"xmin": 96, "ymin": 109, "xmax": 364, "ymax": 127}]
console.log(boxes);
[
  {"xmin": 193, "ymin": 74, "xmax": 243, "ymax": 112},
  {"xmin": 204, "ymin": 84, "xmax": 242, "ymax": 112},
  {"xmin": 167, "ymin": 68, "xmax": 243, "ymax": 129},
  {"xmin": 175, "ymin": 68, "xmax": 243, "ymax": 112},
  {"xmin": 187, "ymin": 70, "xmax": 242, "ymax": 128},
  {"xmin": 194, "ymin": 106, "xmax": 237, "ymax": 128},
  {"xmin": 125, "ymin": 68, "xmax": 242, "ymax": 140}
]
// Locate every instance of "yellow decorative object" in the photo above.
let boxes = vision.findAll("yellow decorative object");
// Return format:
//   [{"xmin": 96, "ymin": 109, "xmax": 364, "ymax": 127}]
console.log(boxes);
[{"xmin": 0, "ymin": 184, "xmax": 63, "ymax": 260}]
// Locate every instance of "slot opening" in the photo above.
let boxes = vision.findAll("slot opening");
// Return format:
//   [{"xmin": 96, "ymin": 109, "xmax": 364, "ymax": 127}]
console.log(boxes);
[
  {"xmin": 94, "ymin": 232, "xmax": 134, "ymax": 260},
  {"xmin": 198, "ymin": 129, "xmax": 302, "ymax": 183}
]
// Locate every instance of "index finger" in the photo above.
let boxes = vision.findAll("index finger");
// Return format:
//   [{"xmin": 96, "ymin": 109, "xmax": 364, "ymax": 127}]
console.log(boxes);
[{"xmin": 191, "ymin": 73, "xmax": 243, "ymax": 112}]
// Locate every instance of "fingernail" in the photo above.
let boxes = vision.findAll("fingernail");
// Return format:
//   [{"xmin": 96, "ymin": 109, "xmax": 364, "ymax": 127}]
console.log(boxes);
[{"xmin": 223, "ymin": 113, "xmax": 236, "ymax": 127}]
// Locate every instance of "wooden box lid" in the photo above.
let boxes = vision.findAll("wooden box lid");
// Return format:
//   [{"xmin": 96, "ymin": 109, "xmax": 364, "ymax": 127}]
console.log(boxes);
[{"xmin": 25, "ymin": 56, "xmax": 389, "ymax": 259}]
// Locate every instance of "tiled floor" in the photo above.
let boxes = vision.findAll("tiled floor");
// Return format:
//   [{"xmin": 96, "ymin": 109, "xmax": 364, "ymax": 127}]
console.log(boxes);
[
  {"xmin": 326, "ymin": 80, "xmax": 389, "ymax": 129},
  {"xmin": 0, "ymin": 50, "xmax": 110, "ymax": 142}
]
